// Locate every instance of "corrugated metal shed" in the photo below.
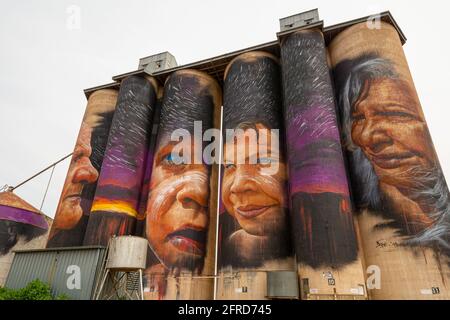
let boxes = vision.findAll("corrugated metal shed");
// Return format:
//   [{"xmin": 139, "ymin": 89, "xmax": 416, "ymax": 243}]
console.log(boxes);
[{"xmin": 5, "ymin": 246, "xmax": 105, "ymax": 300}]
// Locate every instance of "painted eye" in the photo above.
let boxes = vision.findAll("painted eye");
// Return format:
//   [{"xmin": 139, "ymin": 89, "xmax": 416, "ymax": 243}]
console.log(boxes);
[
  {"xmin": 381, "ymin": 111, "xmax": 414, "ymax": 119},
  {"xmin": 257, "ymin": 157, "xmax": 272, "ymax": 165},
  {"xmin": 352, "ymin": 114, "xmax": 365, "ymax": 122},
  {"xmin": 162, "ymin": 153, "xmax": 184, "ymax": 165},
  {"xmin": 224, "ymin": 162, "xmax": 235, "ymax": 170}
]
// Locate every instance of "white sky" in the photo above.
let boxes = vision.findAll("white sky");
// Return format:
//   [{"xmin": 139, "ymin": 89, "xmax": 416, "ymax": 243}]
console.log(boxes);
[{"xmin": 1, "ymin": 0, "xmax": 449, "ymax": 219}]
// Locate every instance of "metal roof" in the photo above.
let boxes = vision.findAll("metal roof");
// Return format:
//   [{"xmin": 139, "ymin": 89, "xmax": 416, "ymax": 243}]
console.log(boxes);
[{"xmin": 83, "ymin": 11, "xmax": 406, "ymax": 98}]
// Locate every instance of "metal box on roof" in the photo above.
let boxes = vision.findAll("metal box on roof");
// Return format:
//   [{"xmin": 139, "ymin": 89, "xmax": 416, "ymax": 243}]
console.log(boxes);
[
  {"xmin": 138, "ymin": 51, "xmax": 178, "ymax": 74},
  {"xmin": 279, "ymin": 9, "xmax": 320, "ymax": 32},
  {"xmin": 4, "ymin": 246, "xmax": 105, "ymax": 300}
]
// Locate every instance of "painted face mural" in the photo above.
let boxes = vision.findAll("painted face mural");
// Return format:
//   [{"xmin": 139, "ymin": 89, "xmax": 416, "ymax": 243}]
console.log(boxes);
[
  {"xmin": 83, "ymin": 76, "xmax": 158, "ymax": 246},
  {"xmin": 280, "ymin": 30, "xmax": 360, "ymax": 270},
  {"xmin": 0, "ymin": 192, "xmax": 48, "ymax": 256},
  {"xmin": 334, "ymin": 52, "xmax": 450, "ymax": 252},
  {"xmin": 220, "ymin": 52, "xmax": 292, "ymax": 268},
  {"xmin": 145, "ymin": 70, "xmax": 220, "ymax": 276},
  {"xmin": 47, "ymin": 89, "xmax": 117, "ymax": 247}
]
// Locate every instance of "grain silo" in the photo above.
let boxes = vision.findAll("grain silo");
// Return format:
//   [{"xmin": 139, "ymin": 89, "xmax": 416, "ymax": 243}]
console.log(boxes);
[
  {"xmin": 47, "ymin": 88, "xmax": 118, "ymax": 248},
  {"xmin": 217, "ymin": 52, "xmax": 296, "ymax": 300},
  {"xmin": 143, "ymin": 69, "xmax": 221, "ymax": 300},
  {"xmin": 280, "ymin": 29, "xmax": 367, "ymax": 299},
  {"xmin": 330, "ymin": 21, "xmax": 450, "ymax": 299},
  {"xmin": 135, "ymin": 89, "xmax": 164, "ymax": 237},
  {"xmin": 84, "ymin": 76, "xmax": 158, "ymax": 246},
  {"xmin": 9, "ymin": 9, "xmax": 444, "ymax": 301}
]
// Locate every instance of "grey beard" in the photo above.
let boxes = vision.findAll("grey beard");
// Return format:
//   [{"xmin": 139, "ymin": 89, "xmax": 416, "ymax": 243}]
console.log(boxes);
[{"xmin": 349, "ymin": 148, "xmax": 450, "ymax": 251}]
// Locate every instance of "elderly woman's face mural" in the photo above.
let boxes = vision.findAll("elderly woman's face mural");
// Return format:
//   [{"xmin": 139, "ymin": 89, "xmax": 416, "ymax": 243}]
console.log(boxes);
[
  {"xmin": 352, "ymin": 78, "xmax": 435, "ymax": 193},
  {"xmin": 219, "ymin": 52, "xmax": 292, "ymax": 268},
  {"xmin": 145, "ymin": 70, "xmax": 219, "ymax": 274},
  {"xmin": 334, "ymin": 52, "xmax": 450, "ymax": 251}
]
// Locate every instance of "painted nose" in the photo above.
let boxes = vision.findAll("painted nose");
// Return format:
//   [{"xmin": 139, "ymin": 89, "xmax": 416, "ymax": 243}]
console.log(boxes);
[
  {"xmin": 359, "ymin": 119, "xmax": 393, "ymax": 154},
  {"xmin": 72, "ymin": 156, "xmax": 99, "ymax": 184},
  {"xmin": 176, "ymin": 177, "xmax": 209, "ymax": 210},
  {"xmin": 230, "ymin": 165, "xmax": 258, "ymax": 195}
]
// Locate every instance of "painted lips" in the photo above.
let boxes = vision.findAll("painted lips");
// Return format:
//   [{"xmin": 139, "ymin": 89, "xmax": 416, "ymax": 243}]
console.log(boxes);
[
  {"xmin": 371, "ymin": 152, "xmax": 417, "ymax": 169},
  {"xmin": 235, "ymin": 205, "xmax": 272, "ymax": 219},
  {"xmin": 167, "ymin": 228, "xmax": 206, "ymax": 256},
  {"xmin": 65, "ymin": 193, "xmax": 82, "ymax": 203}
]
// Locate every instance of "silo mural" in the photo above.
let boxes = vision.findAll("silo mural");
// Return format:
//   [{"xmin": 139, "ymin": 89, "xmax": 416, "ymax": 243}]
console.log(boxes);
[
  {"xmin": 217, "ymin": 52, "xmax": 295, "ymax": 300},
  {"xmin": 84, "ymin": 76, "xmax": 158, "ymax": 246},
  {"xmin": 280, "ymin": 30, "xmax": 367, "ymax": 299},
  {"xmin": 330, "ymin": 21, "xmax": 450, "ymax": 299},
  {"xmin": 0, "ymin": 191, "xmax": 50, "ymax": 285},
  {"xmin": 47, "ymin": 89, "xmax": 118, "ymax": 248},
  {"xmin": 0, "ymin": 191, "xmax": 49, "ymax": 255},
  {"xmin": 135, "ymin": 93, "xmax": 163, "ymax": 237},
  {"xmin": 143, "ymin": 70, "xmax": 221, "ymax": 300}
]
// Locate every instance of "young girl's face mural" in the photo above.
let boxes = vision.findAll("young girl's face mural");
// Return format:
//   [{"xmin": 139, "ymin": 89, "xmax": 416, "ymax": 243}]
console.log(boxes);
[{"xmin": 222, "ymin": 123, "xmax": 287, "ymax": 237}]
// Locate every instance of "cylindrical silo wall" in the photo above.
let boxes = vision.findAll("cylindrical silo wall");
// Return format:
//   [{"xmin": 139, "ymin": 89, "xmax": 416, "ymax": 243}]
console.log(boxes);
[
  {"xmin": 47, "ymin": 89, "xmax": 118, "ymax": 248},
  {"xmin": 135, "ymin": 94, "xmax": 163, "ymax": 237},
  {"xmin": 280, "ymin": 30, "xmax": 367, "ymax": 300},
  {"xmin": 330, "ymin": 21, "xmax": 450, "ymax": 299},
  {"xmin": 143, "ymin": 70, "xmax": 221, "ymax": 300},
  {"xmin": 83, "ymin": 76, "xmax": 158, "ymax": 246},
  {"xmin": 217, "ymin": 52, "xmax": 295, "ymax": 300}
]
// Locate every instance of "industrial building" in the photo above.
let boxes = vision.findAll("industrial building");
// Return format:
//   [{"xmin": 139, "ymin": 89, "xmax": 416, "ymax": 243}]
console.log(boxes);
[{"xmin": 1, "ymin": 9, "xmax": 449, "ymax": 300}]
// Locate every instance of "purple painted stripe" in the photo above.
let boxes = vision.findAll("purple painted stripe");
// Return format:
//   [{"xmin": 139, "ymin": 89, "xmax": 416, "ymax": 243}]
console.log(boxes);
[{"xmin": 0, "ymin": 205, "xmax": 48, "ymax": 230}]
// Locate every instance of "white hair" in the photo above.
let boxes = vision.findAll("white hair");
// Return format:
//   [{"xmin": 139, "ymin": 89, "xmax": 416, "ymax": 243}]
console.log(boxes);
[{"xmin": 337, "ymin": 55, "xmax": 450, "ymax": 251}]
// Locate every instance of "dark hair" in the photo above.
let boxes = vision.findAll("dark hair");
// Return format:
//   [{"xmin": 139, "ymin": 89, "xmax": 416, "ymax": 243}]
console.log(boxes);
[
  {"xmin": 101, "ymin": 76, "xmax": 156, "ymax": 172},
  {"xmin": 157, "ymin": 72, "xmax": 215, "ymax": 146},
  {"xmin": 223, "ymin": 54, "xmax": 282, "ymax": 132},
  {"xmin": 0, "ymin": 220, "xmax": 46, "ymax": 255}
]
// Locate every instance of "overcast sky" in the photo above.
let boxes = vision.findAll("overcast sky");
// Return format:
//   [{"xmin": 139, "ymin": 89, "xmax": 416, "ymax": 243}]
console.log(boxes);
[{"xmin": 1, "ymin": 0, "xmax": 449, "ymax": 218}]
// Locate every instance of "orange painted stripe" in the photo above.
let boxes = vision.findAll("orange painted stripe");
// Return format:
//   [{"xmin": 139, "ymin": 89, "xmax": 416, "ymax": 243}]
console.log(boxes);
[{"xmin": 91, "ymin": 200, "xmax": 138, "ymax": 218}]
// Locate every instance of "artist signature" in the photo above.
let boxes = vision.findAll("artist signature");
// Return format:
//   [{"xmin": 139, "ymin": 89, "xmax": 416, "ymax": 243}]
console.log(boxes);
[{"xmin": 376, "ymin": 239, "xmax": 401, "ymax": 248}]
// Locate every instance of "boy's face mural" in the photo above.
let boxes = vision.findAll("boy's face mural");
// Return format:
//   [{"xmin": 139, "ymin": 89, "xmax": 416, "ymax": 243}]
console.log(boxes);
[
  {"xmin": 144, "ymin": 70, "xmax": 218, "ymax": 272},
  {"xmin": 222, "ymin": 123, "xmax": 286, "ymax": 236},
  {"xmin": 146, "ymin": 136, "xmax": 209, "ymax": 269},
  {"xmin": 53, "ymin": 122, "xmax": 98, "ymax": 230}
]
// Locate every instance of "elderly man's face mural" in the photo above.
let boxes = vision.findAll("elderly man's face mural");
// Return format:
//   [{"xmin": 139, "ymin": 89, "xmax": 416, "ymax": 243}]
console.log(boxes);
[
  {"xmin": 49, "ymin": 90, "xmax": 116, "ymax": 247},
  {"xmin": 222, "ymin": 123, "xmax": 286, "ymax": 237},
  {"xmin": 53, "ymin": 122, "xmax": 98, "ymax": 230}
]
